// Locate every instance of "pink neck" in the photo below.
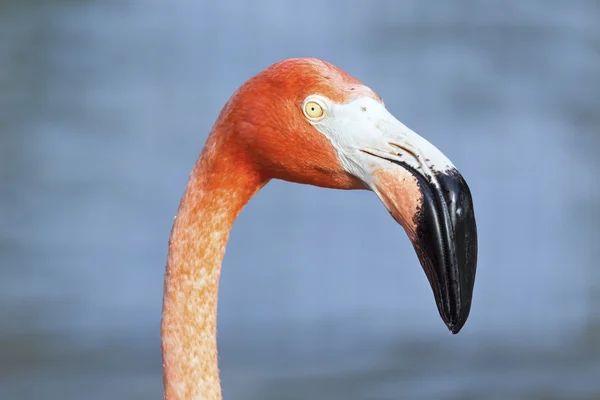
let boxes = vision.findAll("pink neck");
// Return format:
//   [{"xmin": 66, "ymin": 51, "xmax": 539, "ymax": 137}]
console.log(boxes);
[{"xmin": 161, "ymin": 133, "xmax": 265, "ymax": 400}]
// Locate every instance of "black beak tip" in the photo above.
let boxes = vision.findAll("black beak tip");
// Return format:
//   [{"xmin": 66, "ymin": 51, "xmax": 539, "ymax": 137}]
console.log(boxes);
[
  {"xmin": 436, "ymin": 292, "xmax": 471, "ymax": 334},
  {"xmin": 448, "ymin": 324, "xmax": 460, "ymax": 335},
  {"xmin": 445, "ymin": 313, "xmax": 468, "ymax": 335},
  {"xmin": 409, "ymin": 167, "xmax": 478, "ymax": 336}
]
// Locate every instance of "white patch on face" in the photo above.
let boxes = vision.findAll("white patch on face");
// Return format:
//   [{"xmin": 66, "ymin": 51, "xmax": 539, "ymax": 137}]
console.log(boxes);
[{"xmin": 302, "ymin": 95, "xmax": 455, "ymax": 189}]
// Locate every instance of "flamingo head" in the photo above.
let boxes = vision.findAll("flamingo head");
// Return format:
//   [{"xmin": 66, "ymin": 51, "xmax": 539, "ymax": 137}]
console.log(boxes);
[{"xmin": 221, "ymin": 58, "xmax": 478, "ymax": 334}]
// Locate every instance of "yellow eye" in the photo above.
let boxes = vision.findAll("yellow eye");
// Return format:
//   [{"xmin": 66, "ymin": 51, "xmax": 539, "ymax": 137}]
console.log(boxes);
[{"xmin": 304, "ymin": 101, "xmax": 324, "ymax": 119}]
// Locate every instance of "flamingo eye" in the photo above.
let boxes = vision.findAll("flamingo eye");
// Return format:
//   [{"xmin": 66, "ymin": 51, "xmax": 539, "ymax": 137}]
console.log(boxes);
[{"xmin": 303, "ymin": 101, "xmax": 324, "ymax": 120}]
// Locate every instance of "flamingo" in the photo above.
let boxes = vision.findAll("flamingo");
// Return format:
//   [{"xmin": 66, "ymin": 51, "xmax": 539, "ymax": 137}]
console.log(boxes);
[{"xmin": 161, "ymin": 58, "xmax": 478, "ymax": 400}]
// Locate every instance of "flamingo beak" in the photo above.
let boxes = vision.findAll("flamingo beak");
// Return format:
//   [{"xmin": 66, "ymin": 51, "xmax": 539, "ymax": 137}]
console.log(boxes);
[
  {"xmin": 307, "ymin": 95, "xmax": 478, "ymax": 333},
  {"xmin": 368, "ymin": 160, "xmax": 477, "ymax": 334}
]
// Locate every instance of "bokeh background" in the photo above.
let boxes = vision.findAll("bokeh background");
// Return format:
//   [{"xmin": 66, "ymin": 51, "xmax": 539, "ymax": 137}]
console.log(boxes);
[{"xmin": 1, "ymin": 1, "xmax": 599, "ymax": 399}]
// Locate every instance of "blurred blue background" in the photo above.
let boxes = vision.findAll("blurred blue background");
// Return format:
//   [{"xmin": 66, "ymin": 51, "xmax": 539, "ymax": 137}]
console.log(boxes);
[{"xmin": 1, "ymin": 1, "xmax": 599, "ymax": 399}]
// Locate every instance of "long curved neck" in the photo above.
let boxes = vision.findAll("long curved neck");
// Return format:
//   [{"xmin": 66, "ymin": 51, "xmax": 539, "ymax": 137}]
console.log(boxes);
[{"xmin": 161, "ymin": 130, "xmax": 266, "ymax": 400}]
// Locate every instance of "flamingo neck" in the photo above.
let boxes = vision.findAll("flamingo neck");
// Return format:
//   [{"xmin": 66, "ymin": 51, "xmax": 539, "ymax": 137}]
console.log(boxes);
[{"xmin": 161, "ymin": 132, "xmax": 265, "ymax": 400}]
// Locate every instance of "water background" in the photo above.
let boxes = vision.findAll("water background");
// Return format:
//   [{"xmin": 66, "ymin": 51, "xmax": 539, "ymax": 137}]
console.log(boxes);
[{"xmin": 1, "ymin": 1, "xmax": 599, "ymax": 399}]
